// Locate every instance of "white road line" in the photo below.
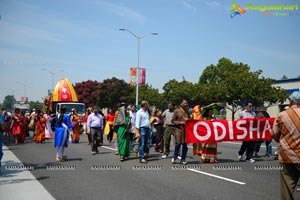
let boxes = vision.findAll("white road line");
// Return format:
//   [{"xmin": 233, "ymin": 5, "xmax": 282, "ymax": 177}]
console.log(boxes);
[
  {"xmin": 101, "ymin": 146, "xmax": 117, "ymax": 151},
  {"xmin": 187, "ymin": 168, "xmax": 246, "ymax": 185},
  {"xmin": 221, "ymin": 142, "xmax": 278, "ymax": 149}
]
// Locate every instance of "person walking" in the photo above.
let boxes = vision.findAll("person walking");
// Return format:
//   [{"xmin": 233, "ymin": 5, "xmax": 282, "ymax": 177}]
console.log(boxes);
[
  {"xmin": 192, "ymin": 105, "xmax": 203, "ymax": 157},
  {"xmin": 44, "ymin": 110, "xmax": 54, "ymax": 139},
  {"xmin": 129, "ymin": 105, "xmax": 137, "ymax": 153},
  {"xmin": 83, "ymin": 107, "xmax": 92, "ymax": 144},
  {"xmin": 237, "ymin": 102, "xmax": 256, "ymax": 163},
  {"xmin": 271, "ymin": 91, "xmax": 300, "ymax": 200},
  {"xmin": 11, "ymin": 108, "xmax": 22, "ymax": 144},
  {"xmin": 114, "ymin": 103, "xmax": 131, "ymax": 162},
  {"xmin": 87, "ymin": 106, "xmax": 104, "ymax": 155},
  {"xmin": 161, "ymin": 102, "xmax": 175, "ymax": 159},
  {"xmin": 171, "ymin": 99, "xmax": 190, "ymax": 165},
  {"xmin": 135, "ymin": 101, "xmax": 151, "ymax": 163},
  {"xmin": 55, "ymin": 107, "xmax": 73, "ymax": 162},
  {"xmin": 33, "ymin": 110, "xmax": 46, "ymax": 143},
  {"xmin": 0, "ymin": 112, "xmax": 7, "ymax": 174},
  {"xmin": 153, "ymin": 108, "xmax": 164, "ymax": 153},
  {"xmin": 70, "ymin": 108, "xmax": 81, "ymax": 143},
  {"xmin": 104, "ymin": 108, "xmax": 115, "ymax": 143},
  {"xmin": 201, "ymin": 108, "xmax": 217, "ymax": 163}
]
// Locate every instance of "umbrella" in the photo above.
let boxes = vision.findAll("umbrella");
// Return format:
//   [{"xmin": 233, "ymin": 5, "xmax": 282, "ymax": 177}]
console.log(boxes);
[
  {"xmin": 201, "ymin": 103, "xmax": 224, "ymax": 116},
  {"xmin": 52, "ymin": 77, "xmax": 78, "ymax": 102}
]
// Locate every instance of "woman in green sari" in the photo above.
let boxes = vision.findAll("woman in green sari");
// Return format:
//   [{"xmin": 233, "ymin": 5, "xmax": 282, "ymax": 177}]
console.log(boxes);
[{"xmin": 115, "ymin": 103, "xmax": 131, "ymax": 162}]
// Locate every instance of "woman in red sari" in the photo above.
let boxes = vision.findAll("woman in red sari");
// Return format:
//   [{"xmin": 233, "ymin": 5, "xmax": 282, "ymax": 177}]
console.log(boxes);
[
  {"xmin": 11, "ymin": 108, "xmax": 22, "ymax": 144},
  {"xmin": 33, "ymin": 110, "xmax": 46, "ymax": 143},
  {"xmin": 19, "ymin": 111, "xmax": 28, "ymax": 143}
]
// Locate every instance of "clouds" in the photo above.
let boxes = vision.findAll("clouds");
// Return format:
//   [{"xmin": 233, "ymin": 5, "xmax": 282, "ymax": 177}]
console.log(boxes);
[
  {"xmin": 90, "ymin": 0, "xmax": 146, "ymax": 25},
  {"xmin": 182, "ymin": 0, "xmax": 197, "ymax": 12}
]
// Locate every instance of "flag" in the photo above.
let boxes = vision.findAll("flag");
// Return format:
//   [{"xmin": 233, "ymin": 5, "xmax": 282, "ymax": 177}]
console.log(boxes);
[{"xmin": 130, "ymin": 68, "xmax": 146, "ymax": 85}]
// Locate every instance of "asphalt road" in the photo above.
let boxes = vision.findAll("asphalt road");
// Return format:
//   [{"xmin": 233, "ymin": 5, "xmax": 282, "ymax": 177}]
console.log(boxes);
[{"xmin": 2, "ymin": 134, "xmax": 300, "ymax": 200}]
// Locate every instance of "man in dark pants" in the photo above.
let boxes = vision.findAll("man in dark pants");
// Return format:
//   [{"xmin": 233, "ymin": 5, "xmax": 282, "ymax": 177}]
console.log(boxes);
[
  {"xmin": 272, "ymin": 91, "xmax": 300, "ymax": 200},
  {"xmin": 161, "ymin": 102, "xmax": 175, "ymax": 159},
  {"xmin": 237, "ymin": 102, "xmax": 256, "ymax": 163},
  {"xmin": 87, "ymin": 106, "xmax": 104, "ymax": 155}
]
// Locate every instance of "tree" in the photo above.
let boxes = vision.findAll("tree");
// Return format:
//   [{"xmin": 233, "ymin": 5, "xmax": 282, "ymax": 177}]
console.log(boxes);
[
  {"xmin": 2, "ymin": 95, "xmax": 16, "ymax": 111},
  {"xmin": 137, "ymin": 84, "xmax": 163, "ymax": 108},
  {"xmin": 162, "ymin": 79, "xmax": 201, "ymax": 107},
  {"xmin": 29, "ymin": 101, "xmax": 43, "ymax": 111},
  {"xmin": 281, "ymin": 75, "xmax": 288, "ymax": 80},
  {"xmin": 99, "ymin": 77, "xmax": 134, "ymax": 109},
  {"xmin": 199, "ymin": 57, "xmax": 288, "ymax": 120},
  {"xmin": 74, "ymin": 80, "xmax": 102, "ymax": 107}
]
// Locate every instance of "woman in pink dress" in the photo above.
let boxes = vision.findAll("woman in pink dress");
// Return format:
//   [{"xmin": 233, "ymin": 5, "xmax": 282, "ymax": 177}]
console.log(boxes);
[{"xmin": 44, "ymin": 110, "xmax": 54, "ymax": 139}]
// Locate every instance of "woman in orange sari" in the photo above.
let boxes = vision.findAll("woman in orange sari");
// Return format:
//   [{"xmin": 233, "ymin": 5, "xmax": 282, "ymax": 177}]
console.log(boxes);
[
  {"xmin": 192, "ymin": 105, "xmax": 203, "ymax": 156},
  {"xmin": 70, "ymin": 109, "xmax": 80, "ymax": 143},
  {"xmin": 201, "ymin": 108, "xmax": 218, "ymax": 163},
  {"xmin": 33, "ymin": 110, "xmax": 46, "ymax": 143}
]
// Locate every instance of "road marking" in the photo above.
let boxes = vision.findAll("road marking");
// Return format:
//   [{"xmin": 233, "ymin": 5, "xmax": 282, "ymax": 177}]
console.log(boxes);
[
  {"xmin": 189, "ymin": 142, "xmax": 277, "ymax": 150},
  {"xmin": 187, "ymin": 168, "xmax": 246, "ymax": 185},
  {"xmin": 101, "ymin": 146, "xmax": 117, "ymax": 151},
  {"xmin": 222, "ymin": 142, "xmax": 278, "ymax": 149}
]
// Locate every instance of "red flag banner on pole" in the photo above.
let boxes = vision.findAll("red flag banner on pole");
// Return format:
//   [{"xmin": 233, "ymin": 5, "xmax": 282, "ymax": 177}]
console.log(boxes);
[
  {"xmin": 130, "ymin": 67, "xmax": 146, "ymax": 85},
  {"xmin": 139, "ymin": 68, "xmax": 146, "ymax": 85},
  {"xmin": 185, "ymin": 118, "xmax": 275, "ymax": 144}
]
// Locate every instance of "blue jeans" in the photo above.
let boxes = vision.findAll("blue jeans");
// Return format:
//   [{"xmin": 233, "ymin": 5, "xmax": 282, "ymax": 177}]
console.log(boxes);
[
  {"xmin": 0, "ymin": 133, "xmax": 3, "ymax": 163},
  {"xmin": 265, "ymin": 140, "xmax": 272, "ymax": 156},
  {"xmin": 174, "ymin": 143, "xmax": 188, "ymax": 161},
  {"xmin": 139, "ymin": 127, "xmax": 150, "ymax": 159}
]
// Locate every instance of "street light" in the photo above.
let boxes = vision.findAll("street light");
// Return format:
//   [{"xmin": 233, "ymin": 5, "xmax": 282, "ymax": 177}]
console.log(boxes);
[
  {"xmin": 119, "ymin": 28, "xmax": 158, "ymax": 106},
  {"xmin": 42, "ymin": 68, "xmax": 64, "ymax": 93}
]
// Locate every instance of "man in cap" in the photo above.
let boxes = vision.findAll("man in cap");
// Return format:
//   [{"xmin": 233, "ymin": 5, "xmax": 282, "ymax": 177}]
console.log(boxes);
[{"xmin": 271, "ymin": 91, "xmax": 300, "ymax": 200}]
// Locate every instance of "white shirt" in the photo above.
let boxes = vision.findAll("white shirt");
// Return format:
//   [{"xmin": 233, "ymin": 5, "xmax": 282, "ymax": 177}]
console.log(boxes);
[
  {"xmin": 239, "ymin": 110, "xmax": 256, "ymax": 119},
  {"xmin": 135, "ymin": 109, "xmax": 150, "ymax": 129}
]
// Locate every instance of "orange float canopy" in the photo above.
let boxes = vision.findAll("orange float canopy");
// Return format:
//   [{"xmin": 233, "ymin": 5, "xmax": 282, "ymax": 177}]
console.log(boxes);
[{"xmin": 52, "ymin": 77, "xmax": 78, "ymax": 102}]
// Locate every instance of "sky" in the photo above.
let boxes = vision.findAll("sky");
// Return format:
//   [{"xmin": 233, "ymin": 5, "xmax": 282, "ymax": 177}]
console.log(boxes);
[{"xmin": 0, "ymin": 0, "xmax": 299, "ymax": 103}]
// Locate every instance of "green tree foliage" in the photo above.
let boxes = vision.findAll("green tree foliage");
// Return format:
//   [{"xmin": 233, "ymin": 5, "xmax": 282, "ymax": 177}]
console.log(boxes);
[
  {"xmin": 29, "ymin": 101, "xmax": 43, "ymax": 111},
  {"xmin": 137, "ymin": 84, "xmax": 163, "ymax": 108},
  {"xmin": 162, "ymin": 79, "xmax": 201, "ymax": 107},
  {"xmin": 281, "ymin": 75, "xmax": 288, "ymax": 80},
  {"xmin": 198, "ymin": 57, "xmax": 288, "ymax": 119},
  {"xmin": 2, "ymin": 95, "xmax": 16, "ymax": 111}
]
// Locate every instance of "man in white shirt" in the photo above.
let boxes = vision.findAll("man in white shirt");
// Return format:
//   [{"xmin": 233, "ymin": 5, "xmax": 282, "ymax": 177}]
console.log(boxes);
[
  {"xmin": 135, "ymin": 101, "xmax": 151, "ymax": 163},
  {"xmin": 238, "ymin": 102, "xmax": 256, "ymax": 163},
  {"xmin": 87, "ymin": 106, "xmax": 104, "ymax": 155}
]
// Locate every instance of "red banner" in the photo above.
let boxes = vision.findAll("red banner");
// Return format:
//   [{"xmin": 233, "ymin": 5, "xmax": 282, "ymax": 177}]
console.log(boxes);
[{"xmin": 185, "ymin": 118, "xmax": 275, "ymax": 143}]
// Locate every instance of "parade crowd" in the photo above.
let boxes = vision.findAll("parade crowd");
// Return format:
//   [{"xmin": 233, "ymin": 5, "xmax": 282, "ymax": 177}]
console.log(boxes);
[{"xmin": 1, "ymin": 92, "xmax": 300, "ymax": 199}]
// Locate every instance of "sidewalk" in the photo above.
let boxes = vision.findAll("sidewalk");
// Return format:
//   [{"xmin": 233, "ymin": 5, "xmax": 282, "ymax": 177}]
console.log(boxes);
[{"xmin": 0, "ymin": 144, "xmax": 55, "ymax": 200}]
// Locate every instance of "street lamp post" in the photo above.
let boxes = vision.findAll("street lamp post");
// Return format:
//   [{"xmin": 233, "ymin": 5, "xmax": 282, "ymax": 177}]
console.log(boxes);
[
  {"xmin": 42, "ymin": 69, "xmax": 64, "ymax": 94},
  {"xmin": 119, "ymin": 28, "xmax": 158, "ymax": 106}
]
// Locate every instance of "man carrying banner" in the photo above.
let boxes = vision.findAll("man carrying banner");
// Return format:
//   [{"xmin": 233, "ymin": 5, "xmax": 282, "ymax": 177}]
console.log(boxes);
[
  {"xmin": 172, "ymin": 99, "xmax": 190, "ymax": 165},
  {"xmin": 237, "ymin": 102, "xmax": 256, "ymax": 163},
  {"xmin": 271, "ymin": 91, "xmax": 300, "ymax": 200}
]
